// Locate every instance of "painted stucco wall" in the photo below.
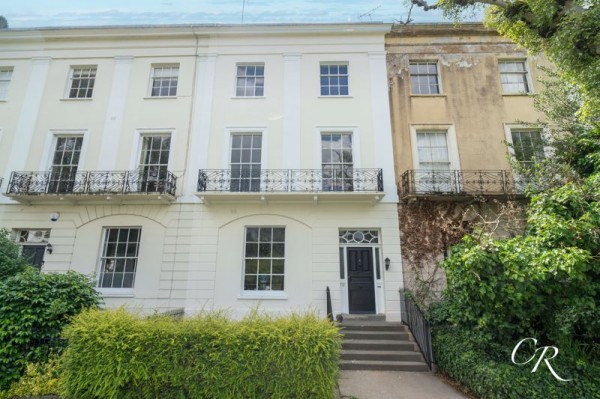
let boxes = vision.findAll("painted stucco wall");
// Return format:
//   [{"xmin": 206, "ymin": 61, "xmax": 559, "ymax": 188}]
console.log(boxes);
[{"xmin": 386, "ymin": 24, "xmax": 548, "ymax": 176}]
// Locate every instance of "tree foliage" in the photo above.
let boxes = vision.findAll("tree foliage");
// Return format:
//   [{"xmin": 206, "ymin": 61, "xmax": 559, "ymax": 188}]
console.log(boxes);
[
  {"xmin": 437, "ymin": 174, "xmax": 600, "ymax": 346},
  {"xmin": 0, "ymin": 229, "xmax": 29, "ymax": 280},
  {"xmin": 0, "ymin": 270, "xmax": 101, "ymax": 391}
]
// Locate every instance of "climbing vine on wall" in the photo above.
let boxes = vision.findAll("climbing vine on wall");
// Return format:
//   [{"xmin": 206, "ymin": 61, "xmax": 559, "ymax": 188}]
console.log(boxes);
[{"xmin": 399, "ymin": 198, "xmax": 526, "ymax": 307}]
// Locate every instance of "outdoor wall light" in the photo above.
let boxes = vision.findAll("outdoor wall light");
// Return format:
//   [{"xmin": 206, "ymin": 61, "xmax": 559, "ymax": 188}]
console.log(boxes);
[
  {"xmin": 46, "ymin": 243, "xmax": 53, "ymax": 254},
  {"xmin": 385, "ymin": 257, "xmax": 390, "ymax": 271}
]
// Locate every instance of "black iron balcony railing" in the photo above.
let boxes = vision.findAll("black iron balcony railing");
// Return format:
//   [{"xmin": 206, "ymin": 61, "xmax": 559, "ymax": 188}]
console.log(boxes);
[
  {"xmin": 7, "ymin": 170, "xmax": 177, "ymax": 197},
  {"xmin": 197, "ymin": 168, "xmax": 383, "ymax": 193},
  {"xmin": 400, "ymin": 169, "xmax": 529, "ymax": 198}
]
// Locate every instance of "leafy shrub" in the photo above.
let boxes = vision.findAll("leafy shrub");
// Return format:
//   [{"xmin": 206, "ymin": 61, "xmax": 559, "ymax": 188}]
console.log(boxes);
[
  {"xmin": 440, "ymin": 174, "xmax": 600, "ymax": 346},
  {"xmin": 61, "ymin": 308, "xmax": 341, "ymax": 399},
  {"xmin": 0, "ymin": 355, "xmax": 62, "ymax": 399},
  {"xmin": 433, "ymin": 326, "xmax": 600, "ymax": 399},
  {"xmin": 0, "ymin": 229, "xmax": 28, "ymax": 280},
  {"xmin": 0, "ymin": 270, "xmax": 100, "ymax": 390}
]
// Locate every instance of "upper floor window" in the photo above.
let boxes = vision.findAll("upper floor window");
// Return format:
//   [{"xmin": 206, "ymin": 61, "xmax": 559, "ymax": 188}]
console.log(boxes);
[
  {"xmin": 139, "ymin": 135, "xmax": 171, "ymax": 192},
  {"xmin": 499, "ymin": 61, "xmax": 530, "ymax": 94},
  {"xmin": 0, "ymin": 67, "xmax": 14, "ymax": 100},
  {"xmin": 68, "ymin": 66, "xmax": 96, "ymax": 99},
  {"xmin": 322, "ymin": 133, "xmax": 353, "ymax": 191},
  {"xmin": 415, "ymin": 131, "xmax": 450, "ymax": 171},
  {"xmin": 230, "ymin": 133, "xmax": 262, "ymax": 192},
  {"xmin": 409, "ymin": 61, "xmax": 440, "ymax": 95},
  {"xmin": 236, "ymin": 64, "xmax": 264, "ymax": 97},
  {"xmin": 150, "ymin": 65, "xmax": 179, "ymax": 97},
  {"xmin": 50, "ymin": 136, "xmax": 83, "ymax": 193},
  {"xmin": 320, "ymin": 63, "xmax": 349, "ymax": 96},
  {"xmin": 510, "ymin": 129, "xmax": 544, "ymax": 167}
]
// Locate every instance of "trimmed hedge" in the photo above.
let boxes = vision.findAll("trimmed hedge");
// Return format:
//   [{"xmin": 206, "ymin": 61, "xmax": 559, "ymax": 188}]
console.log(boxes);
[
  {"xmin": 61, "ymin": 308, "xmax": 341, "ymax": 399},
  {"xmin": 433, "ymin": 326, "xmax": 600, "ymax": 399}
]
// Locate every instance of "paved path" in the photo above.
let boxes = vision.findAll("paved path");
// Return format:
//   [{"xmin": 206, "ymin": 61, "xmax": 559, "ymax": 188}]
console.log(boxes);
[{"xmin": 338, "ymin": 370, "xmax": 469, "ymax": 399}]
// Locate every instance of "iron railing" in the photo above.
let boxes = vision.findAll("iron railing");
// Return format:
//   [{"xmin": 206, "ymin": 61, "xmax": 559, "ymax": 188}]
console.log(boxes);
[
  {"xmin": 7, "ymin": 170, "xmax": 177, "ymax": 197},
  {"xmin": 198, "ymin": 168, "xmax": 383, "ymax": 193},
  {"xmin": 400, "ymin": 169, "xmax": 530, "ymax": 198},
  {"xmin": 326, "ymin": 286, "xmax": 333, "ymax": 322},
  {"xmin": 399, "ymin": 289, "xmax": 433, "ymax": 370}
]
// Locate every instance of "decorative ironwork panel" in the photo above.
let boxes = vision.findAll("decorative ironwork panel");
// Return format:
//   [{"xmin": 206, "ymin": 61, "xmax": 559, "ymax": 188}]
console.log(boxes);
[
  {"xmin": 7, "ymin": 170, "xmax": 177, "ymax": 197},
  {"xmin": 197, "ymin": 168, "xmax": 383, "ymax": 193},
  {"xmin": 400, "ymin": 169, "xmax": 529, "ymax": 198},
  {"xmin": 7, "ymin": 171, "xmax": 87, "ymax": 195},
  {"xmin": 198, "ymin": 169, "xmax": 290, "ymax": 192},
  {"xmin": 339, "ymin": 230, "xmax": 379, "ymax": 244}
]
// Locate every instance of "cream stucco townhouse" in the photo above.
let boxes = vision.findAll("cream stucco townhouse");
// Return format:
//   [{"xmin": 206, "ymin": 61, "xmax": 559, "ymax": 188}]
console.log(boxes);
[{"xmin": 0, "ymin": 23, "xmax": 402, "ymax": 320}]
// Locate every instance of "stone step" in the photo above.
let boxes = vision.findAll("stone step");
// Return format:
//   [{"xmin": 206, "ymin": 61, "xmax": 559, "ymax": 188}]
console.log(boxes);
[
  {"xmin": 341, "ymin": 349, "xmax": 424, "ymax": 362},
  {"xmin": 340, "ymin": 321, "xmax": 408, "ymax": 332},
  {"xmin": 342, "ymin": 339, "xmax": 417, "ymax": 351},
  {"xmin": 340, "ymin": 360, "xmax": 430, "ymax": 372},
  {"xmin": 339, "ymin": 314, "xmax": 386, "ymax": 321},
  {"xmin": 341, "ymin": 330, "xmax": 411, "ymax": 341}
]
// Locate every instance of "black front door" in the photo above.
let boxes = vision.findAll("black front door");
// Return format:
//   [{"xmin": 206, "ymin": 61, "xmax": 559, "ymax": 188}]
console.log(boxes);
[
  {"xmin": 347, "ymin": 247, "xmax": 375, "ymax": 314},
  {"xmin": 22, "ymin": 245, "xmax": 45, "ymax": 269}
]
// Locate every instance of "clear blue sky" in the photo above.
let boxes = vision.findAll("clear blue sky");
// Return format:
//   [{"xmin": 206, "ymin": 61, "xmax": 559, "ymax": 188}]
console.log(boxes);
[{"xmin": 2, "ymin": 0, "xmax": 482, "ymax": 28}]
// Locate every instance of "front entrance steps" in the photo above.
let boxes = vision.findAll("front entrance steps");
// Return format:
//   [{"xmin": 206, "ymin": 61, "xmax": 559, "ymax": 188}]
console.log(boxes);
[{"xmin": 339, "ymin": 315, "xmax": 430, "ymax": 372}]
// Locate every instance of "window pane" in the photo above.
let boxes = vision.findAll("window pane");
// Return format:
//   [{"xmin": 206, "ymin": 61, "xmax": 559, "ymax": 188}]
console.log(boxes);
[{"xmin": 245, "ymin": 259, "xmax": 258, "ymax": 274}]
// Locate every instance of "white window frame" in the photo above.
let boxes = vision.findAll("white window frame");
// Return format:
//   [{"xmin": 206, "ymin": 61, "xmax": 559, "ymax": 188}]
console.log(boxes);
[
  {"xmin": 39, "ymin": 130, "xmax": 89, "ymax": 171},
  {"xmin": 320, "ymin": 132, "xmax": 354, "ymax": 192},
  {"xmin": 319, "ymin": 62, "xmax": 350, "ymax": 97},
  {"xmin": 0, "ymin": 66, "xmax": 14, "ymax": 100},
  {"xmin": 503, "ymin": 124, "xmax": 549, "ymax": 162},
  {"xmin": 65, "ymin": 65, "xmax": 97, "ymax": 99},
  {"xmin": 148, "ymin": 64, "xmax": 179, "ymax": 98},
  {"xmin": 234, "ymin": 63, "xmax": 265, "ymax": 97},
  {"xmin": 96, "ymin": 226, "xmax": 141, "ymax": 297},
  {"xmin": 222, "ymin": 127, "xmax": 268, "ymax": 170},
  {"xmin": 129, "ymin": 129, "xmax": 175, "ymax": 171},
  {"xmin": 314, "ymin": 126, "xmax": 360, "ymax": 169},
  {"xmin": 498, "ymin": 59, "xmax": 533, "ymax": 95},
  {"xmin": 410, "ymin": 125, "xmax": 460, "ymax": 170},
  {"xmin": 409, "ymin": 60, "xmax": 442, "ymax": 95},
  {"xmin": 241, "ymin": 226, "xmax": 286, "ymax": 295}
]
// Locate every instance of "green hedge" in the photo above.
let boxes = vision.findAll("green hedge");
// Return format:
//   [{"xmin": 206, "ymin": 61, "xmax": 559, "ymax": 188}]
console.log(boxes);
[
  {"xmin": 433, "ymin": 326, "xmax": 600, "ymax": 399},
  {"xmin": 0, "ymin": 270, "xmax": 100, "ymax": 391},
  {"xmin": 61, "ymin": 308, "xmax": 341, "ymax": 399}
]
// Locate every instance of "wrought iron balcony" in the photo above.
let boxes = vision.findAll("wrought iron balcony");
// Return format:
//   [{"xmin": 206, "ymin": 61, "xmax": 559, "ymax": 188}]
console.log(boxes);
[
  {"xmin": 400, "ymin": 170, "xmax": 529, "ymax": 199},
  {"xmin": 6, "ymin": 170, "xmax": 177, "ymax": 200},
  {"xmin": 198, "ymin": 168, "xmax": 383, "ymax": 195}
]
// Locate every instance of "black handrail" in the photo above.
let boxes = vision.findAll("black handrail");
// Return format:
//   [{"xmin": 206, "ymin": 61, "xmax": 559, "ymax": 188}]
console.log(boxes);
[
  {"xmin": 399, "ymin": 289, "xmax": 433, "ymax": 370},
  {"xmin": 326, "ymin": 286, "xmax": 333, "ymax": 322}
]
